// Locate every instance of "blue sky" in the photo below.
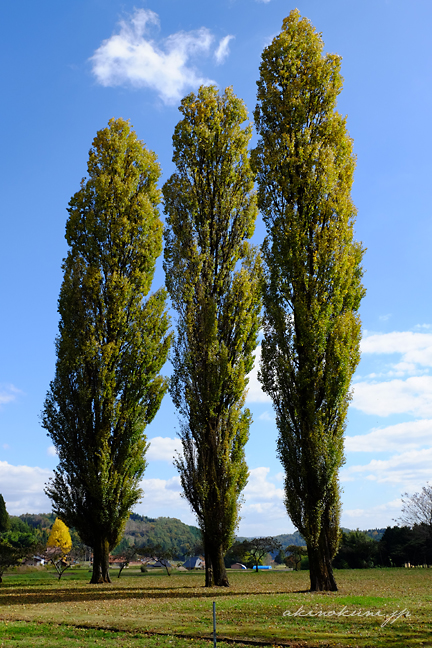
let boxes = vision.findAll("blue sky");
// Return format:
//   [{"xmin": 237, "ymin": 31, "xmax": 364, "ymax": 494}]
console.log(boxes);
[{"xmin": 1, "ymin": 0, "xmax": 432, "ymax": 536}]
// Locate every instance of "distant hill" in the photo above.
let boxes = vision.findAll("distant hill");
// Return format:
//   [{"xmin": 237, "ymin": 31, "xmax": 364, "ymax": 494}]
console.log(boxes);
[
  {"xmin": 16, "ymin": 513, "xmax": 386, "ymax": 555},
  {"xmin": 18, "ymin": 513, "xmax": 55, "ymax": 530},
  {"xmin": 273, "ymin": 531, "xmax": 306, "ymax": 547},
  {"xmin": 17, "ymin": 512, "xmax": 202, "ymax": 558},
  {"xmin": 235, "ymin": 527, "xmax": 387, "ymax": 553},
  {"xmin": 269, "ymin": 528, "xmax": 387, "ymax": 546},
  {"xmin": 236, "ymin": 531, "xmax": 306, "ymax": 548},
  {"xmin": 362, "ymin": 528, "xmax": 386, "ymax": 541},
  {"xmin": 119, "ymin": 514, "xmax": 202, "ymax": 556}
]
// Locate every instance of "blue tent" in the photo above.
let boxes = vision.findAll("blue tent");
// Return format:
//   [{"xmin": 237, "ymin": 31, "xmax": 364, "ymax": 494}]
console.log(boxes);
[{"xmin": 183, "ymin": 556, "xmax": 205, "ymax": 570}]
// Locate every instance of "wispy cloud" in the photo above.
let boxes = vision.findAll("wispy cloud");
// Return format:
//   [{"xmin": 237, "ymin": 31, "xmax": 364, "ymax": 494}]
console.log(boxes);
[
  {"xmin": 244, "ymin": 466, "xmax": 284, "ymax": 502},
  {"xmin": 90, "ymin": 9, "xmax": 219, "ymax": 104},
  {"xmin": 352, "ymin": 376, "xmax": 432, "ymax": 417},
  {"xmin": 140, "ymin": 475, "xmax": 183, "ymax": 504},
  {"xmin": 341, "ymin": 499, "xmax": 402, "ymax": 529},
  {"xmin": 351, "ymin": 329, "xmax": 432, "ymax": 416},
  {"xmin": 341, "ymin": 448, "xmax": 432, "ymax": 489},
  {"xmin": 346, "ymin": 419, "xmax": 432, "ymax": 453},
  {"xmin": 361, "ymin": 330, "xmax": 432, "ymax": 368},
  {"xmin": 0, "ymin": 384, "xmax": 22, "ymax": 406},
  {"xmin": 258, "ymin": 410, "xmax": 275, "ymax": 422},
  {"xmin": 214, "ymin": 36, "xmax": 234, "ymax": 64}
]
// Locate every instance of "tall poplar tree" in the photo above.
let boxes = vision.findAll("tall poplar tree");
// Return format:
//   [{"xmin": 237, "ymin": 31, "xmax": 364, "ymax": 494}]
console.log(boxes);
[
  {"xmin": 0, "ymin": 495, "xmax": 9, "ymax": 533},
  {"xmin": 42, "ymin": 118, "xmax": 171, "ymax": 584},
  {"xmin": 252, "ymin": 10, "xmax": 365, "ymax": 591},
  {"xmin": 163, "ymin": 85, "xmax": 262, "ymax": 587}
]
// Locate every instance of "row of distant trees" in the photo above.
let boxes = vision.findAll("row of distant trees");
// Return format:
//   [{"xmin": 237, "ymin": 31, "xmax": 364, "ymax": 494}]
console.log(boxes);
[
  {"xmin": 0, "ymin": 496, "xmax": 78, "ymax": 581},
  {"xmin": 40, "ymin": 8, "xmax": 363, "ymax": 591},
  {"xmin": 224, "ymin": 525, "xmax": 432, "ymax": 572},
  {"xmin": 333, "ymin": 524, "xmax": 432, "ymax": 569},
  {"xmin": 2, "ymin": 488, "xmax": 432, "ymax": 582}
]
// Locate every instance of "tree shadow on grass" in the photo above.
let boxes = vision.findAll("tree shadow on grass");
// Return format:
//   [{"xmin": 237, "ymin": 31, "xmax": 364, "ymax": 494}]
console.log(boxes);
[{"xmin": 0, "ymin": 584, "xmax": 309, "ymax": 607}]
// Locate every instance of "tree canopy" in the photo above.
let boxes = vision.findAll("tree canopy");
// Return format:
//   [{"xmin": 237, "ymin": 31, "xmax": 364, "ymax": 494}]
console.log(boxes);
[
  {"xmin": 241, "ymin": 537, "xmax": 282, "ymax": 572},
  {"xmin": 399, "ymin": 484, "xmax": 432, "ymax": 531},
  {"xmin": 163, "ymin": 85, "xmax": 262, "ymax": 587},
  {"xmin": 42, "ymin": 118, "xmax": 171, "ymax": 584},
  {"xmin": 0, "ymin": 495, "xmax": 9, "ymax": 533},
  {"xmin": 253, "ymin": 10, "xmax": 365, "ymax": 591},
  {"xmin": 47, "ymin": 518, "xmax": 72, "ymax": 555}
]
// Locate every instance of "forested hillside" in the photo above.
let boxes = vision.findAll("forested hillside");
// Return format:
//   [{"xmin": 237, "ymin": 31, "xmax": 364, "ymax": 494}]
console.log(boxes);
[
  {"xmin": 15, "ymin": 513, "xmax": 386, "ymax": 558},
  {"xmin": 17, "ymin": 513, "xmax": 202, "ymax": 557},
  {"xmin": 114, "ymin": 514, "xmax": 202, "ymax": 556}
]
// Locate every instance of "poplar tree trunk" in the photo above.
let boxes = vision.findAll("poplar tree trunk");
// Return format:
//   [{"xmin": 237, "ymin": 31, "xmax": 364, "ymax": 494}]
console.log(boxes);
[
  {"xmin": 205, "ymin": 556, "xmax": 213, "ymax": 588},
  {"xmin": 307, "ymin": 533, "xmax": 338, "ymax": 592},
  {"xmin": 91, "ymin": 538, "xmax": 111, "ymax": 584},
  {"xmin": 205, "ymin": 537, "xmax": 229, "ymax": 587}
]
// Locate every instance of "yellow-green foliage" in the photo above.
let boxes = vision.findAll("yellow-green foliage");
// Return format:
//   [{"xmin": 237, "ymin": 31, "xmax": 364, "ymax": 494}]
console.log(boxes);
[
  {"xmin": 42, "ymin": 118, "xmax": 171, "ymax": 582},
  {"xmin": 163, "ymin": 86, "xmax": 262, "ymax": 586},
  {"xmin": 253, "ymin": 10, "xmax": 365, "ymax": 591}
]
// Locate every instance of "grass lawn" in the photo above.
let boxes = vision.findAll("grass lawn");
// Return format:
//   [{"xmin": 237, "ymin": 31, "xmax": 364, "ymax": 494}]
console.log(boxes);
[{"xmin": 0, "ymin": 567, "xmax": 431, "ymax": 647}]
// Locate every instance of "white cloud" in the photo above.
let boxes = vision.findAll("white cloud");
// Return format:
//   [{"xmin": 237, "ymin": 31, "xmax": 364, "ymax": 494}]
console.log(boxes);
[
  {"xmin": 244, "ymin": 466, "xmax": 284, "ymax": 502},
  {"xmin": 90, "ymin": 8, "xmax": 216, "ymax": 104},
  {"xmin": 138, "ymin": 466, "xmax": 291, "ymax": 535},
  {"xmin": 248, "ymin": 331, "xmax": 432, "ymax": 420},
  {"xmin": 361, "ymin": 330, "xmax": 432, "ymax": 369},
  {"xmin": 352, "ymin": 376, "xmax": 432, "ymax": 417},
  {"xmin": 47, "ymin": 445, "xmax": 57, "ymax": 457},
  {"xmin": 346, "ymin": 419, "xmax": 432, "ymax": 453},
  {"xmin": 349, "ymin": 329, "xmax": 432, "ymax": 416},
  {"xmin": 214, "ymin": 35, "xmax": 234, "ymax": 64},
  {"xmin": 137, "ymin": 475, "xmax": 194, "ymax": 521},
  {"xmin": 341, "ymin": 448, "xmax": 432, "ymax": 489},
  {"xmin": 378, "ymin": 314, "xmax": 392, "ymax": 322},
  {"xmin": 341, "ymin": 499, "xmax": 402, "ymax": 529},
  {"xmin": 0, "ymin": 461, "xmax": 53, "ymax": 515},
  {"xmin": 147, "ymin": 436, "xmax": 182, "ymax": 462},
  {"xmin": 0, "ymin": 384, "xmax": 22, "ymax": 406},
  {"xmin": 0, "ymin": 459, "xmax": 192, "ymax": 522},
  {"xmin": 246, "ymin": 346, "xmax": 271, "ymax": 403},
  {"xmin": 140, "ymin": 475, "xmax": 183, "ymax": 503},
  {"xmin": 239, "ymin": 467, "xmax": 289, "ymax": 536}
]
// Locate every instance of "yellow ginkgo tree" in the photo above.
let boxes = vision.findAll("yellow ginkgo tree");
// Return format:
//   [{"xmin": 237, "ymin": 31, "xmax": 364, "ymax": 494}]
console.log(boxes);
[{"xmin": 46, "ymin": 518, "xmax": 73, "ymax": 579}]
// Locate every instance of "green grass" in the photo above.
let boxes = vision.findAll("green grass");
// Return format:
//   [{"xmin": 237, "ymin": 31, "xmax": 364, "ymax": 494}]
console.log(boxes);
[
  {"xmin": 1, "ymin": 567, "xmax": 432, "ymax": 647},
  {"xmin": 0, "ymin": 621, "xmax": 258, "ymax": 648}
]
